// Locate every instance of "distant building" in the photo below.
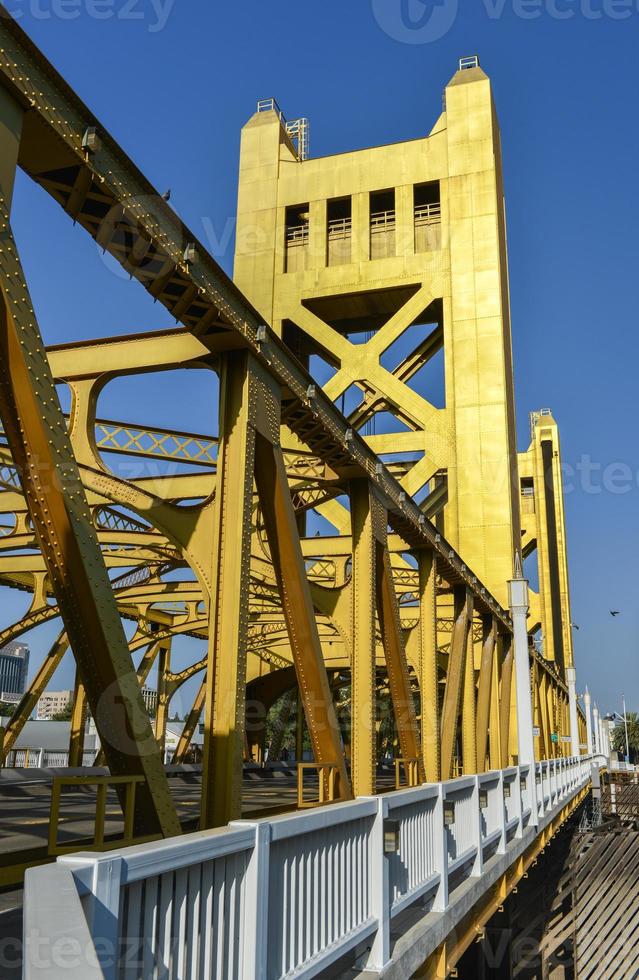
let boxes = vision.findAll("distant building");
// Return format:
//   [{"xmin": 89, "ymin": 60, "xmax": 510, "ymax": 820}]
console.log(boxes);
[
  {"xmin": 141, "ymin": 686, "xmax": 158, "ymax": 716},
  {"xmin": 0, "ymin": 642, "xmax": 29, "ymax": 696},
  {"xmin": 0, "ymin": 691, "xmax": 21, "ymax": 706},
  {"xmin": 36, "ymin": 690, "xmax": 72, "ymax": 720}
]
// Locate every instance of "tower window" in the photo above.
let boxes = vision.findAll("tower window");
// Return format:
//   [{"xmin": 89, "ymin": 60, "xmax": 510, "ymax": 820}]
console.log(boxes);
[
  {"xmin": 370, "ymin": 189, "xmax": 395, "ymax": 259},
  {"xmin": 327, "ymin": 197, "xmax": 351, "ymax": 267},
  {"xmin": 285, "ymin": 203, "xmax": 309, "ymax": 272},
  {"xmin": 414, "ymin": 182, "xmax": 441, "ymax": 252}
]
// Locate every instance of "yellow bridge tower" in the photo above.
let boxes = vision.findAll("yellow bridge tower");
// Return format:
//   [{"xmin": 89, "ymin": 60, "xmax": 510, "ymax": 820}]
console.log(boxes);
[{"xmin": 234, "ymin": 57, "xmax": 576, "ymax": 774}]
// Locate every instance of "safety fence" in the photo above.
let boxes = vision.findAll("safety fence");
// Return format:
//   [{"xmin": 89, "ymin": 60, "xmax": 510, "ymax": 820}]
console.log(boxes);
[
  {"xmin": 23, "ymin": 756, "xmax": 603, "ymax": 980},
  {"xmin": 3, "ymin": 747, "xmax": 97, "ymax": 768},
  {"xmin": 2, "ymin": 747, "xmax": 180, "ymax": 768}
]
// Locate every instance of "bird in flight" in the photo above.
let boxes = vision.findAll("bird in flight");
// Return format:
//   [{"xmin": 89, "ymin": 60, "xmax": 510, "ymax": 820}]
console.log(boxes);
[
  {"xmin": 571, "ymin": 622, "xmax": 580, "ymax": 630},
  {"xmin": 610, "ymin": 610, "xmax": 621, "ymax": 617}
]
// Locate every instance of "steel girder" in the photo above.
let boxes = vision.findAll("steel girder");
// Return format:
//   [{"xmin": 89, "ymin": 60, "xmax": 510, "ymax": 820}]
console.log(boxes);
[{"xmin": 0, "ymin": 12, "xmax": 582, "ymax": 837}]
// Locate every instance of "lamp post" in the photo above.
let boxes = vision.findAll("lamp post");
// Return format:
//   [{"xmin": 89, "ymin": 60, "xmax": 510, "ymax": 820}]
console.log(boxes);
[
  {"xmin": 566, "ymin": 666, "xmax": 579, "ymax": 758},
  {"xmin": 508, "ymin": 553, "xmax": 538, "ymax": 825},
  {"xmin": 508, "ymin": 555, "xmax": 535, "ymax": 767},
  {"xmin": 622, "ymin": 695, "xmax": 630, "ymax": 763},
  {"xmin": 584, "ymin": 687, "xmax": 593, "ymax": 755},
  {"xmin": 605, "ymin": 704, "xmax": 630, "ymax": 763}
]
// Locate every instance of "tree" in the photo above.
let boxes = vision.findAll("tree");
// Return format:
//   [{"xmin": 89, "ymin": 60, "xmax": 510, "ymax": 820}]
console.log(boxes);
[
  {"xmin": 0, "ymin": 701, "xmax": 16, "ymax": 718},
  {"xmin": 51, "ymin": 703, "xmax": 73, "ymax": 721},
  {"xmin": 612, "ymin": 711, "xmax": 639, "ymax": 762}
]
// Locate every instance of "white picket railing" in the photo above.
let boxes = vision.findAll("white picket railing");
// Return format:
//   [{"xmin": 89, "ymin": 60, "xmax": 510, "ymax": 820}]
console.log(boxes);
[
  {"xmin": 4, "ymin": 747, "xmax": 97, "ymax": 768},
  {"xmin": 23, "ymin": 756, "xmax": 605, "ymax": 980}
]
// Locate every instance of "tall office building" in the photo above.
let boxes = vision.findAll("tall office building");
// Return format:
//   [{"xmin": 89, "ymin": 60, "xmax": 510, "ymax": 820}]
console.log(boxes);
[{"xmin": 0, "ymin": 642, "xmax": 29, "ymax": 699}]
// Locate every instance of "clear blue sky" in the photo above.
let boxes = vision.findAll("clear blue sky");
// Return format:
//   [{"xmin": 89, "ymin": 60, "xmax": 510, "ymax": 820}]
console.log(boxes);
[{"xmin": 3, "ymin": 0, "xmax": 638, "ymax": 719}]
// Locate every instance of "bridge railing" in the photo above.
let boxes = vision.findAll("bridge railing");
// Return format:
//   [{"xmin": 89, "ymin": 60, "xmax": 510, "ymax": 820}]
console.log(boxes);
[
  {"xmin": 3, "ymin": 747, "xmax": 97, "ymax": 768},
  {"xmin": 23, "ymin": 756, "xmax": 605, "ymax": 980}
]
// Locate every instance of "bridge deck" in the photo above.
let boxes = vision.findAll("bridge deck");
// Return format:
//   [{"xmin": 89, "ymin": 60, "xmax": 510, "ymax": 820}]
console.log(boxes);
[{"xmin": 22, "ymin": 756, "xmax": 602, "ymax": 980}]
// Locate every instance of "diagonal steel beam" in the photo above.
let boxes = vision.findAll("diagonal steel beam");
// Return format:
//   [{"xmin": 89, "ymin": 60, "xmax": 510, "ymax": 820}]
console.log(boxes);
[
  {"xmin": 172, "ymin": 681, "xmax": 205, "ymax": 765},
  {"xmin": 0, "ymin": 201, "xmax": 179, "ymax": 837},
  {"xmin": 255, "ymin": 433, "xmax": 351, "ymax": 801}
]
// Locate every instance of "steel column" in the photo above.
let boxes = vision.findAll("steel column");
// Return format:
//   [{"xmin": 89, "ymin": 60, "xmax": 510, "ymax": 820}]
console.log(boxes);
[
  {"xmin": 475, "ymin": 615, "xmax": 497, "ymax": 773},
  {"xmin": 488, "ymin": 634, "xmax": 502, "ymax": 770},
  {"xmin": 462, "ymin": 618, "xmax": 477, "ymax": 774},
  {"xmin": 154, "ymin": 639, "xmax": 171, "ymax": 759},
  {"xmin": 376, "ymin": 544, "xmax": 423, "ymax": 779},
  {"xmin": 440, "ymin": 587, "xmax": 473, "ymax": 780},
  {"xmin": 499, "ymin": 635, "xmax": 514, "ymax": 769},
  {"xmin": 201, "ymin": 351, "xmax": 256, "ymax": 829},
  {"xmin": 349, "ymin": 478, "xmax": 377, "ymax": 796},
  {"xmin": 68, "ymin": 668, "xmax": 87, "ymax": 767},
  {"xmin": 418, "ymin": 549, "xmax": 439, "ymax": 781}
]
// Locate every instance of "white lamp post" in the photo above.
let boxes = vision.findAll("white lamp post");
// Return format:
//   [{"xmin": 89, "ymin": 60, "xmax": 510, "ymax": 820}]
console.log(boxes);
[
  {"xmin": 584, "ymin": 687, "xmax": 593, "ymax": 755},
  {"xmin": 508, "ymin": 554, "xmax": 536, "ymax": 767},
  {"xmin": 566, "ymin": 666, "xmax": 579, "ymax": 758}
]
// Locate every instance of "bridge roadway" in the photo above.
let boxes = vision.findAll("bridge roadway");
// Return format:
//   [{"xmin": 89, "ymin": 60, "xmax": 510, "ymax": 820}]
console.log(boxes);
[
  {"xmin": 0, "ymin": 763, "xmax": 320, "ymax": 980},
  {"xmin": 0, "ymin": 763, "xmax": 397, "ymax": 883},
  {"xmin": 0, "ymin": 762, "xmax": 397, "ymax": 979}
]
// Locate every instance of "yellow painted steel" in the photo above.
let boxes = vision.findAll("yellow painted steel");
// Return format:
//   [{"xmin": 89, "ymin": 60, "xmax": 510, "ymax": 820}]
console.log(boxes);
[
  {"xmin": 68, "ymin": 669, "xmax": 87, "ymax": 768},
  {"xmin": 475, "ymin": 616, "xmax": 497, "ymax": 773},
  {"xmin": 418, "ymin": 550, "xmax": 439, "ymax": 781},
  {"xmin": 48, "ymin": 774, "xmax": 145, "ymax": 856},
  {"xmin": 0, "ymin": 17, "xmax": 585, "ymax": 857},
  {"xmin": 297, "ymin": 763, "xmax": 338, "ymax": 809},
  {"xmin": 440, "ymin": 588, "xmax": 473, "ymax": 779},
  {"xmin": 349, "ymin": 479, "xmax": 378, "ymax": 796},
  {"xmin": 200, "ymin": 351, "xmax": 257, "ymax": 829}
]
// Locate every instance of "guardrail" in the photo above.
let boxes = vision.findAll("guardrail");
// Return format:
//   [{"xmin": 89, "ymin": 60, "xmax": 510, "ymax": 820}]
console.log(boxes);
[
  {"xmin": 23, "ymin": 756, "xmax": 605, "ymax": 980},
  {"xmin": 49, "ymin": 774, "xmax": 145, "ymax": 856},
  {"xmin": 3, "ymin": 747, "xmax": 97, "ymax": 768}
]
